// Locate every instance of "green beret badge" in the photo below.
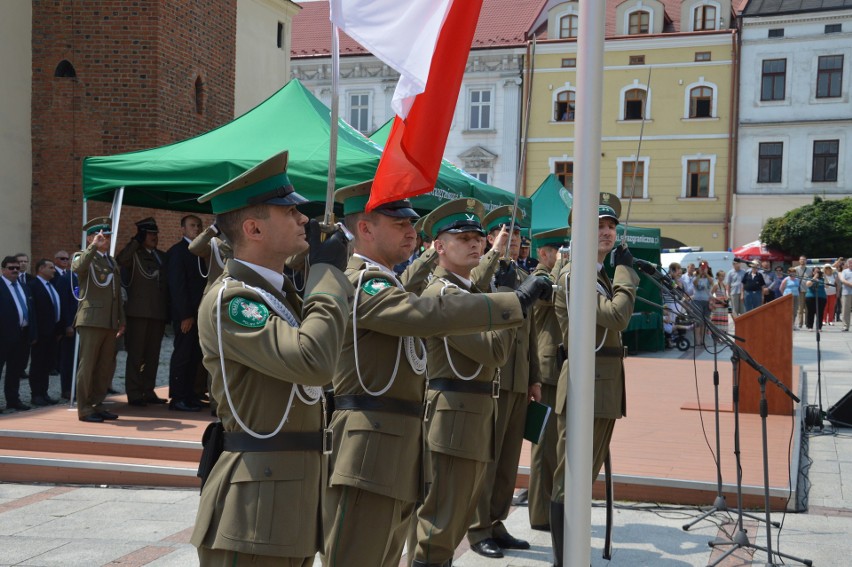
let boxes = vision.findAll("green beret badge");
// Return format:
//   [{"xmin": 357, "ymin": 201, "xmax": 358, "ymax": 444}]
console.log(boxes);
[{"xmin": 229, "ymin": 297, "xmax": 270, "ymax": 328}]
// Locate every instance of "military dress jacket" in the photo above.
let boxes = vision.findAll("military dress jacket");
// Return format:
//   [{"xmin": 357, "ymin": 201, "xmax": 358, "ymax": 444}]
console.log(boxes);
[
  {"xmin": 421, "ymin": 267, "xmax": 518, "ymax": 462},
  {"xmin": 116, "ymin": 240, "xmax": 169, "ymax": 320},
  {"xmin": 71, "ymin": 244, "xmax": 125, "ymax": 330},
  {"xmin": 398, "ymin": 247, "xmax": 438, "ymax": 295},
  {"xmin": 553, "ymin": 263, "xmax": 638, "ymax": 419},
  {"xmin": 532, "ymin": 264, "xmax": 561, "ymax": 387},
  {"xmin": 188, "ymin": 224, "xmax": 232, "ymax": 294},
  {"xmin": 329, "ymin": 255, "xmax": 525, "ymax": 502},
  {"xmin": 191, "ymin": 259, "xmax": 352, "ymax": 558}
]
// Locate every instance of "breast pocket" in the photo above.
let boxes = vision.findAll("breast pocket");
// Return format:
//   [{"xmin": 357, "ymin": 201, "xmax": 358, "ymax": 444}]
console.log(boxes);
[{"xmin": 220, "ymin": 452, "xmax": 305, "ymax": 546}]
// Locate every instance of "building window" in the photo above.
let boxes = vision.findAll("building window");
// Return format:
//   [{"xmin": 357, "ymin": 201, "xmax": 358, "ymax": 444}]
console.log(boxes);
[
  {"xmin": 686, "ymin": 160, "xmax": 711, "ymax": 197},
  {"xmin": 624, "ymin": 88, "xmax": 646, "ymax": 120},
  {"xmin": 760, "ymin": 59, "xmax": 786, "ymax": 101},
  {"xmin": 471, "ymin": 172, "xmax": 489, "ymax": 184},
  {"xmin": 194, "ymin": 76, "xmax": 205, "ymax": 115},
  {"xmin": 768, "ymin": 28, "xmax": 784, "ymax": 38},
  {"xmin": 812, "ymin": 140, "xmax": 839, "ymax": 182},
  {"xmin": 757, "ymin": 142, "xmax": 783, "ymax": 183},
  {"xmin": 54, "ymin": 59, "xmax": 77, "ymax": 78},
  {"xmin": 817, "ymin": 55, "xmax": 843, "ymax": 99},
  {"xmin": 561, "ymin": 58, "xmax": 577, "ymax": 68},
  {"xmin": 555, "ymin": 90, "xmax": 576, "ymax": 122},
  {"xmin": 628, "ymin": 10, "xmax": 650, "ymax": 35},
  {"xmin": 695, "ymin": 52, "xmax": 711, "ymax": 62},
  {"xmin": 689, "ymin": 86, "xmax": 713, "ymax": 118},
  {"xmin": 693, "ymin": 5, "xmax": 717, "ymax": 31},
  {"xmin": 559, "ymin": 14, "xmax": 578, "ymax": 38},
  {"xmin": 629, "ymin": 55, "xmax": 645, "ymax": 65},
  {"xmin": 277, "ymin": 22, "xmax": 284, "ymax": 49},
  {"xmin": 348, "ymin": 93, "xmax": 371, "ymax": 133},
  {"xmin": 621, "ymin": 161, "xmax": 645, "ymax": 199},
  {"xmin": 555, "ymin": 161, "xmax": 574, "ymax": 191},
  {"xmin": 469, "ymin": 89, "xmax": 492, "ymax": 130},
  {"xmin": 825, "ymin": 24, "xmax": 842, "ymax": 34}
]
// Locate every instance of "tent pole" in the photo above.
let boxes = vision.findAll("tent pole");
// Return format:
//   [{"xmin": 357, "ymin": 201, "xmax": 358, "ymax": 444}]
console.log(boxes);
[
  {"xmin": 109, "ymin": 186, "xmax": 125, "ymax": 257},
  {"xmin": 565, "ymin": 2, "xmax": 606, "ymax": 566}
]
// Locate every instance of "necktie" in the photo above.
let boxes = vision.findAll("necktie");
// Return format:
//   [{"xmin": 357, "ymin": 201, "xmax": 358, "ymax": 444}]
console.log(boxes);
[
  {"xmin": 47, "ymin": 282, "xmax": 60, "ymax": 322},
  {"xmin": 11, "ymin": 280, "xmax": 28, "ymax": 326}
]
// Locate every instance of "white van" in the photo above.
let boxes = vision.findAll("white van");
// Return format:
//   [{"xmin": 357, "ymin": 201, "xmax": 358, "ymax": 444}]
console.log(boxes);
[{"xmin": 659, "ymin": 250, "xmax": 738, "ymax": 278}]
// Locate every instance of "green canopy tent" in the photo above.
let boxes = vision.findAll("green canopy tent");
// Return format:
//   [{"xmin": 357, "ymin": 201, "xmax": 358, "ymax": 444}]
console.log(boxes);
[
  {"xmin": 370, "ymin": 120, "xmax": 531, "ymax": 219},
  {"xmin": 529, "ymin": 174, "xmax": 664, "ymax": 352}
]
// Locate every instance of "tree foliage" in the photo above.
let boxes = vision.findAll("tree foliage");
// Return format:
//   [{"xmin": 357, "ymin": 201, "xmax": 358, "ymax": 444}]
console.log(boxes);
[{"xmin": 761, "ymin": 197, "xmax": 852, "ymax": 258}]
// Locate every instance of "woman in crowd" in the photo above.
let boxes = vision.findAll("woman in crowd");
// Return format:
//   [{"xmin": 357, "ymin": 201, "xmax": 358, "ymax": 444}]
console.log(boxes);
[
  {"xmin": 823, "ymin": 264, "xmax": 838, "ymax": 326},
  {"xmin": 804, "ymin": 267, "xmax": 827, "ymax": 331},
  {"xmin": 780, "ymin": 267, "xmax": 801, "ymax": 330},
  {"xmin": 691, "ymin": 261, "xmax": 713, "ymax": 346},
  {"xmin": 710, "ymin": 269, "xmax": 729, "ymax": 333}
]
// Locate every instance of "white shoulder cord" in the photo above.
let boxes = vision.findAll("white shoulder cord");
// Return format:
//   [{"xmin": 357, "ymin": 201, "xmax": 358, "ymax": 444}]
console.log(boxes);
[
  {"xmin": 214, "ymin": 279, "xmax": 320, "ymax": 440},
  {"xmin": 438, "ymin": 278, "xmax": 483, "ymax": 380},
  {"xmin": 563, "ymin": 272, "xmax": 608, "ymax": 353},
  {"xmin": 352, "ymin": 265, "xmax": 426, "ymax": 397},
  {"xmin": 126, "ymin": 251, "xmax": 160, "ymax": 287},
  {"xmin": 211, "ymin": 239, "xmax": 226, "ymax": 269},
  {"xmin": 198, "ymin": 255, "xmax": 209, "ymax": 279}
]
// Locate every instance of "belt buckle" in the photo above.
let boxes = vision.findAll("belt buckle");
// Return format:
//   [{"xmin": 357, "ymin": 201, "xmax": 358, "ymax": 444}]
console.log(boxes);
[
  {"xmin": 423, "ymin": 399, "xmax": 432, "ymax": 423},
  {"xmin": 323, "ymin": 429, "xmax": 333, "ymax": 455},
  {"xmin": 492, "ymin": 380, "xmax": 500, "ymax": 399}
]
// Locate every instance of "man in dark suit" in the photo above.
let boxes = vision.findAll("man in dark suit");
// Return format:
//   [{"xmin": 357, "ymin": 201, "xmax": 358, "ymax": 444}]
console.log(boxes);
[
  {"xmin": 14, "ymin": 253, "xmax": 30, "ymax": 285},
  {"xmin": 167, "ymin": 214, "xmax": 207, "ymax": 411},
  {"xmin": 1, "ymin": 255, "xmax": 36, "ymax": 411},
  {"xmin": 53, "ymin": 260, "xmax": 78, "ymax": 400},
  {"xmin": 27, "ymin": 259, "xmax": 63, "ymax": 406}
]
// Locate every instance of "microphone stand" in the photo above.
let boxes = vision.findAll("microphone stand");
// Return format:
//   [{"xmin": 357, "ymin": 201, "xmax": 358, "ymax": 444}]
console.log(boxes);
[
  {"xmin": 635, "ymin": 264, "xmax": 811, "ymax": 566},
  {"xmin": 799, "ymin": 275, "xmax": 833, "ymax": 429}
]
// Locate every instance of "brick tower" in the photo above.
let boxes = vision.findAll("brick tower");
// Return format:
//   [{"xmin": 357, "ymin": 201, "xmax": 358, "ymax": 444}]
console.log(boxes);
[{"xmin": 30, "ymin": 0, "xmax": 236, "ymax": 259}]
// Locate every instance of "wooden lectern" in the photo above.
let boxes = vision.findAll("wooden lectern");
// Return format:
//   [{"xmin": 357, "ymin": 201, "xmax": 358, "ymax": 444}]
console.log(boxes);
[{"xmin": 733, "ymin": 294, "xmax": 794, "ymax": 415}]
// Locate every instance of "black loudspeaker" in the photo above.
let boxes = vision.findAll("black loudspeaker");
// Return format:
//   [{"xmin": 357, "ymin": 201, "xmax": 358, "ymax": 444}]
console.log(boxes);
[{"xmin": 827, "ymin": 389, "xmax": 852, "ymax": 428}]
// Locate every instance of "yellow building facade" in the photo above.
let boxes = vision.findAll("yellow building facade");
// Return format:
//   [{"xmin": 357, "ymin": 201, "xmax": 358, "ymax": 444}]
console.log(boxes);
[{"xmin": 526, "ymin": 1, "xmax": 738, "ymax": 250}]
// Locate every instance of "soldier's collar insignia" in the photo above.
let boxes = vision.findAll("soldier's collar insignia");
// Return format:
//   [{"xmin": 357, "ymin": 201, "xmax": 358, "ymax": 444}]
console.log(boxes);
[
  {"xmin": 228, "ymin": 296, "xmax": 270, "ymax": 328},
  {"xmin": 361, "ymin": 278, "xmax": 393, "ymax": 296}
]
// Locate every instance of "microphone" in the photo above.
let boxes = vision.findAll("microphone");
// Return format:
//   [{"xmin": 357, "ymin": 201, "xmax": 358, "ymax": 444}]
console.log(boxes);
[{"xmin": 633, "ymin": 258, "xmax": 658, "ymax": 276}]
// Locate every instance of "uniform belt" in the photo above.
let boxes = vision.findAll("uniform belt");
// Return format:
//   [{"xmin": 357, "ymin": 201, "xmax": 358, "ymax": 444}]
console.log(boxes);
[
  {"xmin": 597, "ymin": 346, "xmax": 626, "ymax": 359},
  {"xmin": 334, "ymin": 394, "xmax": 423, "ymax": 417},
  {"xmin": 428, "ymin": 378, "xmax": 494, "ymax": 395},
  {"xmin": 222, "ymin": 430, "xmax": 324, "ymax": 452}
]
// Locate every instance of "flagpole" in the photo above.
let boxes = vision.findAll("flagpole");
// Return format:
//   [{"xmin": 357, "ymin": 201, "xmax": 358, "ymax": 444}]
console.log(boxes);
[
  {"xmin": 324, "ymin": 24, "xmax": 341, "ymax": 226},
  {"xmin": 564, "ymin": 2, "xmax": 606, "ymax": 566}
]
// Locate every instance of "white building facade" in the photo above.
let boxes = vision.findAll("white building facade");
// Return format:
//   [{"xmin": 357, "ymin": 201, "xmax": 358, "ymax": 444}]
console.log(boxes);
[{"xmin": 735, "ymin": 3, "xmax": 852, "ymax": 245}]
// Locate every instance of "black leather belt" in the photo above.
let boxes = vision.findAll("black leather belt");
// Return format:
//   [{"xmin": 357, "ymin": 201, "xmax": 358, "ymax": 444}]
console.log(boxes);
[
  {"xmin": 334, "ymin": 394, "xmax": 423, "ymax": 418},
  {"xmin": 223, "ymin": 430, "xmax": 325, "ymax": 453},
  {"xmin": 429, "ymin": 378, "xmax": 497, "ymax": 397}
]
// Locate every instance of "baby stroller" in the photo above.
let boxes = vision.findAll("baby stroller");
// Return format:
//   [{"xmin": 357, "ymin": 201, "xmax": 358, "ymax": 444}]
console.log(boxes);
[{"xmin": 664, "ymin": 306, "xmax": 693, "ymax": 351}]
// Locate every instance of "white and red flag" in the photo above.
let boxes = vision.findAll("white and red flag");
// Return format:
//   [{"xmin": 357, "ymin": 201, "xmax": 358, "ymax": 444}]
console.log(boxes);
[{"xmin": 330, "ymin": 0, "xmax": 484, "ymax": 211}]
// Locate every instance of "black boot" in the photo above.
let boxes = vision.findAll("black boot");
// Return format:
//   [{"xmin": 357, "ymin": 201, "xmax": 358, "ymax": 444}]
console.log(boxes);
[{"xmin": 549, "ymin": 500, "xmax": 565, "ymax": 567}]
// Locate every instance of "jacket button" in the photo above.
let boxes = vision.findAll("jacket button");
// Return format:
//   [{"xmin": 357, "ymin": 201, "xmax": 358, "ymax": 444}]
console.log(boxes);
[
  {"xmin": 502, "ymin": 310, "xmax": 511, "ymax": 320},
  {"xmin": 372, "ymin": 422, "xmax": 380, "ymax": 429},
  {"xmin": 264, "ymin": 467, "xmax": 272, "ymax": 477}
]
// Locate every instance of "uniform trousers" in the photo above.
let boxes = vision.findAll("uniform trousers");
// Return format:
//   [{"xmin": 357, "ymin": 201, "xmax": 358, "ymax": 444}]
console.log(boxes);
[
  {"xmin": 552, "ymin": 412, "xmax": 616, "ymax": 502},
  {"xmin": 414, "ymin": 452, "xmax": 487, "ymax": 563},
  {"xmin": 75, "ymin": 326, "xmax": 117, "ymax": 418},
  {"xmin": 124, "ymin": 316, "xmax": 165, "ymax": 401},
  {"xmin": 528, "ymin": 382, "xmax": 558, "ymax": 528},
  {"xmin": 468, "ymin": 389, "xmax": 527, "ymax": 545},
  {"xmin": 58, "ymin": 334, "xmax": 75, "ymax": 396},
  {"xmin": 198, "ymin": 548, "xmax": 312, "ymax": 567},
  {"xmin": 324, "ymin": 485, "xmax": 415, "ymax": 567}
]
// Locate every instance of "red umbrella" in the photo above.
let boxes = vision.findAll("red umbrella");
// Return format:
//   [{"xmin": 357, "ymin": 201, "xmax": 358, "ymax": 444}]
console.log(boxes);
[{"xmin": 732, "ymin": 240, "xmax": 793, "ymax": 262}]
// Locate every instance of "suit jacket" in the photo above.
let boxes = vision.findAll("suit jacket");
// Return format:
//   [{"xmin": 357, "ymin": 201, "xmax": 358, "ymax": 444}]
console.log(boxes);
[
  {"xmin": 421, "ymin": 267, "xmax": 517, "ymax": 462},
  {"xmin": 53, "ymin": 270, "xmax": 79, "ymax": 330},
  {"xmin": 328, "ymin": 255, "xmax": 524, "ymax": 502},
  {"xmin": 28, "ymin": 277, "xmax": 62, "ymax": 341},
  {"xmin": 0, "ymin": 279, "xmax": 36, "ymax": 347},
  {"xmin": 191, "ymin": 259, "xmax": 353, "ymax": 558},
  {"xmin": 167, "ymin": 238, "xmax": 207, "ymax": 322},
  {"xmin": 71, "ymin": 244, "xmax": 125, "ymax": 330},
  {"xmin": 553, "ymin": 263, "xmax": 639, "ymax": 418},
  {"xmin": 117, "ymin": 239, "xmax": 169, "ymax": 320}
]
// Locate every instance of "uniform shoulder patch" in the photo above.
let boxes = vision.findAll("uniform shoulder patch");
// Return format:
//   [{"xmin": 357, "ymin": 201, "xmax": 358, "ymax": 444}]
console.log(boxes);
[
  {"xmin": 228, "ymin": 296, "xmax": 270, "ymax": 328},
  {"xmin": 361, "ymin": 277, "xmax": 393, "ymax": 296}
]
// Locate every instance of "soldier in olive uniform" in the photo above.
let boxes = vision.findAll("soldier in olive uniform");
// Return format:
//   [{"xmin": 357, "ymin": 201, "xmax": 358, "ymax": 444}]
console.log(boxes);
[
  {"xmin": 116, "ymin": 217, "xmax": 169, "ymax": 406},
  {"xmin": 188, "ymin": 222, "xmax": 233, "ymax": 295},
  {"xmin": 549, "ymin": 194, "xmax": 638, "ymax": 566},
  {"xmin": 323, "ymin": 185, "xmax": 532, "ymax": 567},
  {"xmin": 411, "ymin": 200, "xmax": 551, "ymax": 567},
  {"xmin": 527, "ymin": 227, "xmax": 570, "ymax": 531},
  {"xmin": 467, "ymin": 206, "xmax": 542, "ymax": 558},
  {"xmin": 190, "ymin": 151, "xmax": 352, "ymax": 567},
  {"xmin": 72, "ymin": 217, "xmax": 126, "ymax": 423}
]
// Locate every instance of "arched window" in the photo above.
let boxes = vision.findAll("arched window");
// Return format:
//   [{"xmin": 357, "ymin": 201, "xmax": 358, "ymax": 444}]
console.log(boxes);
[
  {"xmin": 54, "ymin": 60, "xmax": 77, "ymax": 78},
  {"xmin": 194, "ymin": 76, "xmax": 205, "ymax": 115},
  {"xmin": 628, "ymin": 10, "xmax": 650, "ymax": 34},
  {"xmin": 624, "ymin": 88, "xmax": 646, "ymax": 120},
  {"xmin": 555, "ymin": 90, "xmax": 576, "ymax": 122},
  {"xmin": 693, "ymin": 5, "xmax": 717, "ymax": 31},
  {"xmin": 559, "ymin": 15, "xmax": 578, "ymax": 38},
  {"xmin": 689, "ymin": 86, "xmax": 713, "ymax": 118}
]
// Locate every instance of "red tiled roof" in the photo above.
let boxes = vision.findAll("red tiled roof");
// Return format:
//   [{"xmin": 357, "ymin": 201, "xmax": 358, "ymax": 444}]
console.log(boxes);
[{"xmin": 291, "ymin": 0, "xmax": 548, "ymax": 58}]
